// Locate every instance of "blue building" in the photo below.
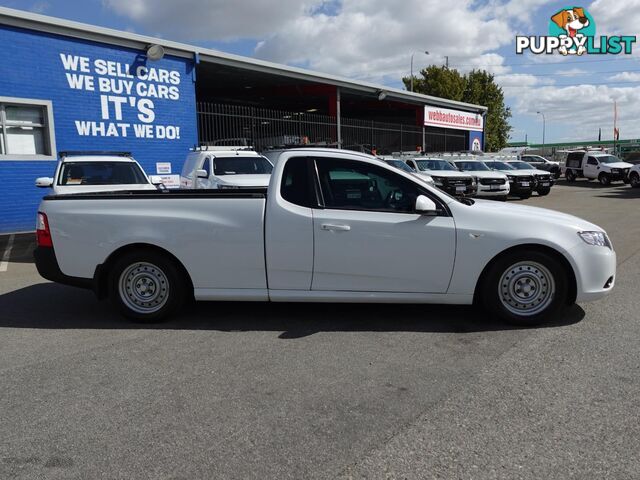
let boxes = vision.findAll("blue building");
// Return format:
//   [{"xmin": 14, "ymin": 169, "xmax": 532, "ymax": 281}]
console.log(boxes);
[{"xmin": 0, "ymin": 6, "xmax": 486, "ymax": 234}]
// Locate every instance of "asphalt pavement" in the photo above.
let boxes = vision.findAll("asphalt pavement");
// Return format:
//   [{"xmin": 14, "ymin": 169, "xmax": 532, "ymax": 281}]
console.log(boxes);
[{"xmin": 0, "ymin": 180, "xmax": 638, "ymax": 479}]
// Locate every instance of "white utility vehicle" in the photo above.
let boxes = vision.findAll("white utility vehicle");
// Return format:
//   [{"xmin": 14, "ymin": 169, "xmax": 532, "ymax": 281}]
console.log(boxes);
[
  {"xmin": 34, "ymin": 148, "xmax": 616, "ymax": 326},
  {"xmin": 180, "ymin": 146, "xmax": 273, "ymax": 189},
  {"xmin": 403, "ymin": 157, "xmax": 477, "ymax": 197},
  {"xmin": 451, "ymin": 160, "xmax": 510, "ymax": 200},
  {"xmin": 35, "ymin": 151, "xmax": 157, "ymax": 195},
  {"xmin": 628, "ymin": 163, "xmax": 640, "ymax": 188},
  {"xmin": 483, "ymin": 159, "xmax": 535, "ymax": 199},
  {"xmin": 381, "ymin": 157, "xmax": 435, "ymax": 187},
  {"xmin": 505, "ymin": 160, "xmax": 555, "ymax": 196},
  {"xmin": 563, "ymin": 150, "xmax": 632, "ymax": 185}
]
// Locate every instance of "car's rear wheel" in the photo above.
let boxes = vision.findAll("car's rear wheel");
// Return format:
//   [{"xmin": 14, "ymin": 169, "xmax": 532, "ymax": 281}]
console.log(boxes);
[
  {"xmin": 481, "ymin": 250, "xmax": 568, "ymax": 326},
  {"xmin": 630, "ymin": 172, "xmax": 640, "ymax": 188},
  {"xmin": 109, "ymin": 251, "xmax": 185, "ymax": 322},
  {"xmin": 599, "ymin": 172, "xmax": 611, "ymax": 186}
]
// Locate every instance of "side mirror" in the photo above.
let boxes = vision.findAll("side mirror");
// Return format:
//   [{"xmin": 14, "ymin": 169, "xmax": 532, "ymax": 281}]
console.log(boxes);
[
  {"xmin": 35, "ymin": 177, "xmax": 53, "ymax": 188},
  {"xmin": 415, "ymin": 195, "xmax": 437, "ymax": 215},
  {"xmin": 196, "ymin": 169, "xmax": 208, "ymax": 179}
]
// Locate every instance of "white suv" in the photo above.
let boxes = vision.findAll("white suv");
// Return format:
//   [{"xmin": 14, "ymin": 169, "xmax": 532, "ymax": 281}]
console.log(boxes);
[
  {"xmin": 452, "ymin": 159, "xmax": 509, "ymax": 200},
  {"xmin": 35, "ymin": 151, "xmax": 157, "ymax": 195},
  {"xmin": 181, "ymin": 147, "xmax": 273, "ymax": 189}
]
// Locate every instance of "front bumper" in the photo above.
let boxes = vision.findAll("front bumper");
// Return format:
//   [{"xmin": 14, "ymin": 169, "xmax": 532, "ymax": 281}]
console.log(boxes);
[
  {"xmin": 476, "ymin": 184, "xmax": 509, "ymax": 197},
  {"xmin": 508, "ymin": 180, "xmax": 533, "ymax": 195},
  {"xmin": 569, "ymin": 242, "xmax": 617, "ymax": 303}
]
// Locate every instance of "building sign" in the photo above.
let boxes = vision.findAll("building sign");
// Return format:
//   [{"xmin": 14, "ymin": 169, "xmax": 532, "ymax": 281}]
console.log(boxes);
[
  {"xmin": 424, "ymin": 106, "xmax": 483, "ymax": 132},
  {"xmin": 59, "ymin": 53, "xmax": 184, "ymax": 140},
  {"xmin": 156, "ymin": 162, "xmax": 172, "ymax": 174}
]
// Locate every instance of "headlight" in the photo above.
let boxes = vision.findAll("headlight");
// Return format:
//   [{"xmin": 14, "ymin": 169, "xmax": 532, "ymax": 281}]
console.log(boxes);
[
  {"xmin": 578, "ymin": 231, "xmax": 611, "ymax": 248},
  {"xmin": 507, "ymin": 175, "xmax": 515, "ymax": 181},
  {"xmin": 471, "ymin": 176, "xmax": 477, "ymax": 186},
  {"xmin": 432, "ymin": 177, "xmax": 444, "ymax": 186}
]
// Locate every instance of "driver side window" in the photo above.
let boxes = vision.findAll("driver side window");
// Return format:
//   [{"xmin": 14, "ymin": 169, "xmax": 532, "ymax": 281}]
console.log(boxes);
[
  {"xmin": 587, "ymin": 157, "xmax": 598, "ymax": 166},
  {"xmin": 315, "ymin": 158, "xmax": 421, "ymax": 213}
]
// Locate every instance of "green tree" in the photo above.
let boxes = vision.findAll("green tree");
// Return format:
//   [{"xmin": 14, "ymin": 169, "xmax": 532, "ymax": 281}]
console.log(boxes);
[{"xmin": 404, "ymin": 66, "xmax": 512, "ymax": 151}]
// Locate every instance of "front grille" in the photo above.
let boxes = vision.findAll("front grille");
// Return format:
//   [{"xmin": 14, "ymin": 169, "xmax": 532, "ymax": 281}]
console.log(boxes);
[
  {"xmin": 517, "ymin": 176, "xmax": 533, "ymax": 183},
  {"xmin": 480, "ymin": 178, "xmax": 506, "ymax": 186},
  {"xmin": 444, "ymin": 177, "xmax": 473, "ymax": 187}
]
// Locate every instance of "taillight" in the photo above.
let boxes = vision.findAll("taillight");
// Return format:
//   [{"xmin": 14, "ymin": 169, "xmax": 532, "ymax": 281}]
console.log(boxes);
[{"xmin": 36, "ymin": 212, "xmax": 53, "ymax": 247}]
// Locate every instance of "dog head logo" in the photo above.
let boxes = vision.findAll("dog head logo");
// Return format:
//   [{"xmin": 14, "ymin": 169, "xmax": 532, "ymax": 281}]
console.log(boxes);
[{"xmin": 548, "ymin": 6, "xmax": 596, "ymax": 55}]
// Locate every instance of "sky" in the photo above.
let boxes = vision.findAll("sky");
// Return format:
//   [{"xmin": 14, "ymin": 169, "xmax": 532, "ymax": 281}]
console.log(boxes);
[{"xmin": 2, "ymin": 0, "xmax": 640, "ymax": 144}]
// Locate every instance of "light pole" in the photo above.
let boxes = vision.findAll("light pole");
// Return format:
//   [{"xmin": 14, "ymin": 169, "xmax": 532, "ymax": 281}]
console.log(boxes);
[
  {"xmin": 410, "ymin": 51, "xmax": 429, "ymax": 92},
  {"xmin": 536, "ymin": 111, "xmax": 546, "ymax": 155}
]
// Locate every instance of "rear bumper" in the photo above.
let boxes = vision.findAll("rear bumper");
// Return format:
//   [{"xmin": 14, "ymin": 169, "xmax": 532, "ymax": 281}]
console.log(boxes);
[{"xmin": 34, "ymin": 246, "xmax": 94, "ymax": 290}]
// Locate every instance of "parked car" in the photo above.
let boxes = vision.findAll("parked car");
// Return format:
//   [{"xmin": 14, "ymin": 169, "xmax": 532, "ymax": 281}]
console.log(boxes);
[
  {"xmin": 403, "ymin": 157, "xmax": 477, "ymax": 197},
  {"xmin": 483, "ymin": 159, "xmax": 535, "ymax": 199},
  {"xmin": 451, "ymin": 160, "xmax": 510, "ymax": 201},
  {"xmin": 627, "ymin": 163, "xmax": 640, "ymax": 188},
  {"xmin": 35, "ymin": 151, "xmax": 158, "ymax": 194},
  {"xmin": 563, "ymin": 150, "xmax": 632, "ymax": 185},
  {"xmin": 520, "ymin": 154, "xmax": 561, "ymax": 179},
  {"xmin": 381, "ymin": 158, "xmax": 435, "ymax": 187},
  {"xmin": 180, "ymin": 146, "xmax": 273, "ymax": 189},
  {"xmin": 505, "ymin": 160, "xmax": 555, "ymax": 196},
  {"xmin": 34, "ymin": 148, "xmax": 616, "ymax": 326}
]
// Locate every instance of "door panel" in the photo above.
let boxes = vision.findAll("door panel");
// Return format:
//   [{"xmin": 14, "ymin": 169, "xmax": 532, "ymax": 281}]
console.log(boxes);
[
  {"xmin": 312, "ymin": 209, "xmax": 455, "ymax": 293},
  {"xmin": 311, "ymin": 157, "xmax": 456, "ymax": 294}
]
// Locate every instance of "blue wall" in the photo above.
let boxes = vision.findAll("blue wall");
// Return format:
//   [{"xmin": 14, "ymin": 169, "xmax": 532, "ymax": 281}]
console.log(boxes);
[{"xmin": 0, "ymin": 25, "xmax": 197, "ymax": 233}]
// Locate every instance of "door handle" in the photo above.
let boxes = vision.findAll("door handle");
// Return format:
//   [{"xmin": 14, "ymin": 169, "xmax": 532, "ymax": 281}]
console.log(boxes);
[{"xmin": 321, "ymin": 223, "xmax": 351, "ymax": 231}]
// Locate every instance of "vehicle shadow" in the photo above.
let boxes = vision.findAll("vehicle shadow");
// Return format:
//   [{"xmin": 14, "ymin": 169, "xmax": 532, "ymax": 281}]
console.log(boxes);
[
  {"xmin": 595, "ymin": 188, "xmax": 640, "ymax": 199},
  {"xmin": 555, "ymin": 179, "xmax": 629, "ymax": 190},
  {"xmin": 0, "ymin": 283, "xmax": 585, "ymax": 338}
]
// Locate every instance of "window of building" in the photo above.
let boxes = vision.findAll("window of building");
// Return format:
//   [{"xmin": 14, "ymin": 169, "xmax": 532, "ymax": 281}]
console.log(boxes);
[{"xmin": 0, "ymin": 97, "xmax": 56, "ymax": 160}]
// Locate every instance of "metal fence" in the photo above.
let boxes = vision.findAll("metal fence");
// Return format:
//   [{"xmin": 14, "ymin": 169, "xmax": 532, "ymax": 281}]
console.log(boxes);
[{"xmin": 197, "ymin": 102, "xmax": 466, "ymax": 154}]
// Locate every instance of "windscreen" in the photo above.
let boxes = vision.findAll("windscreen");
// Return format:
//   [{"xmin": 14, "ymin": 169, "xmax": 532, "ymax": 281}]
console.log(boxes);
[
  {"xmin": 596, "ymin": 155, "xmax": 622, "ymax": 164},
  {"xmin": 415, "ymin": 159, "xmax": 457, "ymax": 171},
  {"xmin": 455, "ymin": 161, "xmax": 491, "ymax": 171},
  {"xmin": 508, "ymin": 161, "xmax": 535, "ymax": 170},
  {"xmin": 385, "ymin": 160, "xmax": 415, "ymax": 172},
  {"xmin": 213, "ymin": 156, "xmax": 273, "ymax": 175},
  {"xmin": 58, "ymin": 162, "xmax": 148, "ymax": 185},
  {"xmin": 486, "ymin": 161, "xmax": 515, "ymax": 170}
]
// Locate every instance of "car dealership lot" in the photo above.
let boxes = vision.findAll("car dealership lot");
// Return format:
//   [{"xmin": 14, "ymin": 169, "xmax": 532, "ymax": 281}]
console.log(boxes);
[{"xmin": 1, "ymin": 181, "xmax": 639, "ymax": 479}]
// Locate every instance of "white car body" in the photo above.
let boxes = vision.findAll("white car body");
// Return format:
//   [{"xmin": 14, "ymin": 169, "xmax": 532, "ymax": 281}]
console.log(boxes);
[
  {"xmin": 451, "ymin": 160, "xmax": 510, "ymax": 198},
  {"xmin": 181, "ymin": 147, "xmax": 273, "ymax": 189},
  {"xmin": 35, "ymin": 154, "xmax": 156, "ymax": 195},
  {"xmin": 628, "ymin": 164, "xmax": 640, "ymax": 187},
  {"xmin": 403, "ymin": 157, "xmax": 476, "ymax": 196},
  {"xmin": 35, "ymin": 148, "xmax": 616, "ymax": 324},
  {"xmin": 563, "ymin": 151, "xmax": 633, "ymax": 184},
  {"xmin": 380, "ymin": 157, "xmax": 435, "ymax": 187}
]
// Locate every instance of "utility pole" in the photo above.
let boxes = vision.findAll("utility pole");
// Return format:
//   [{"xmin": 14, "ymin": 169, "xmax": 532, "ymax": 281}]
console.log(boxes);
[{"xmin": 410, "ymin": 51, "xmax": 429, "ymax": 92}]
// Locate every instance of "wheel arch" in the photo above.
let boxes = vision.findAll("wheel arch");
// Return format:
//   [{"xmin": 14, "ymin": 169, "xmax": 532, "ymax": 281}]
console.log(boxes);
[
  {"xmin": 473, "ymin": 243, "xmax": 577, "ymax": 306},
  {"xmin": 94, "ymin": 243, "xmax": 194, "ymax": 300}
]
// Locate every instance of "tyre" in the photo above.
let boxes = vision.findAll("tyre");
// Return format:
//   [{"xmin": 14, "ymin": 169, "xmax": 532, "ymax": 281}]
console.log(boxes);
[
  {"xmin": 481, "ymin": 250, "xmax": 568, "ymax": 326},
  {"xmin": 497, "ymin": 195, "xmax": 508, "ymax": 202},
  {"xmin": 553, "ymin": 169, "xmax": 561, "ymax": 179},
  {"xmin": 565, "ymin": 170, "xmax": 576, "ymax": 182},
  {"xmin": 109, "ymin": 250, "xmax": 186, "ymax": 322},
  {"xmin": 598, "ymin": 173, "xmax": 611, "ymax": 186},
  {"xmin": 518, "ymin": 191, "xmax": 532, "ymax": 200},
  {"xmin": 630, "ymin": 172, "xmax": 640, "ymax": 188},
  {"xmin": 537, "ymin": 187, "xmax": 551, "ymax": 196}
]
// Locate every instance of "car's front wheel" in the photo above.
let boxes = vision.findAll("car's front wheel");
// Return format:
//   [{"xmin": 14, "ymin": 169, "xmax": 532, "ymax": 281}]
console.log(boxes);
[
  {"xmin": 537, "ymin": 187, "xmax": 551, "ymax": 196},
  {"xmin": 630, "ymin": 172, "xmax": 640, "ymax": 188},
  {"xmin": 481, "ymin": 250, "xmax": 568, "ymax": 326},
  {"xmin": 565, "ymin": 170, "xmax": 576, "ymax": 182},
  {"xmin": 599, "ymin": 172, "xmax": 611, "ymax": 186},
  {"xmin": 109, "ymin": 250, "xmax": 186, "ymax": 322}
]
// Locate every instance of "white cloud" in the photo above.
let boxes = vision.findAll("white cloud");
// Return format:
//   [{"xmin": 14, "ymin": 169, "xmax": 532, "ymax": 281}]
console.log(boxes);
[
  {"xmin": 610, "ymin": 72, "xmax": 640, "ymax": 82},
  {"xmin": 589, "ymin": 0, "xmax": 640, "ymax": 36},
  {"xmin": 103, "ymin": 0, "xmax": 323, "ymax": 40},
  {"xmin": 511, "ymin": 84, "xmax": 640, "ymax": 140}
]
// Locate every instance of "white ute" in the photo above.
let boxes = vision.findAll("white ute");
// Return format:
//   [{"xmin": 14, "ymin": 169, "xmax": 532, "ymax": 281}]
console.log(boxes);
[
  {"xmin": 34, "ymin": 148, "xmax": 616, "ymax": 326},
  {"xmin": 450, "ymin": 159, "xmax": 510, "ymax": 201},
  {"xmin": 563, "ymin": 150, "xmax": 633, "ymax": 185},
  {"xmin": 35, "ymin": 151, "xmax": 157, "ymax": 194},
  {"xmin": 181, "ymin": 146, "xmax": 273, "ymax": 189}
]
